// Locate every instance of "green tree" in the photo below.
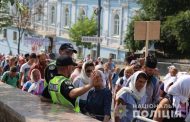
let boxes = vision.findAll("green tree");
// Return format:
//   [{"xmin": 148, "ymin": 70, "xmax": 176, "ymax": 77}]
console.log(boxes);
[
  {"xmin": 125, "ymin": 11, "xmax": 149, "ymax": 52},
  {"xmin": 12, "ymin": 1, "xmax": 43, "ymax": 54},
  {"xmin": 69, "ymin": 16, "xmax": 98, "ymax": 49},
  {"xmin": 12, "ymin": 1, "xmax": 30, "ymax": 54},
  {"xmin": 125, "ymin": 0, "xmax": 190, "ymax": 58},
  {"xmin": 0, "ymin": 0, "xmax": 14, "ymax": 29},
  {"xmin": 162, "ymin": 11, "xmax": 190, "ymax": 55}
]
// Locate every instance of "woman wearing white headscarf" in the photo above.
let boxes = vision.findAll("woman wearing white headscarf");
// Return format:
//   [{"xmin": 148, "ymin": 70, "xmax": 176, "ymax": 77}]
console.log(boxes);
[
  {"xmin": 154, "ymin": 75, "xmax": 190, "ymax": 122},
  {"xmin": 115, "ymin": 71, "xmax": 148, "ymax": 122},
  {"xmin": 85, "ymin": 70, "xmax": 112, "ymax": 122},
  {"xmin": 73, "ymin": 61, "xmax": 94, "ymax": 113},
  {"xmin": 160, "ymin": 67, "xmax": 178, "ymax": 100}
]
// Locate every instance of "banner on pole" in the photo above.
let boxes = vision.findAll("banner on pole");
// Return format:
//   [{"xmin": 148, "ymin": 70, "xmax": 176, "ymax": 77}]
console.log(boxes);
[{"xmin": 134, "ymin": 21, "xmax": 160, "ymax": 40}]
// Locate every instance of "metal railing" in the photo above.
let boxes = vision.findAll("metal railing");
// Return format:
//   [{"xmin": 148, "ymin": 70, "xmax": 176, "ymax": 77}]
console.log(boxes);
[{"xmin": 132, "ymin": 116, "xmax": 157, "ymax": 122}]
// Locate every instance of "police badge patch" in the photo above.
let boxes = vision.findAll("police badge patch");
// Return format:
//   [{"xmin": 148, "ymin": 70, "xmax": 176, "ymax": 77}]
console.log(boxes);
[{"xmin": 49, "ymin": 65, "xmax": 56, "ymax": 70}]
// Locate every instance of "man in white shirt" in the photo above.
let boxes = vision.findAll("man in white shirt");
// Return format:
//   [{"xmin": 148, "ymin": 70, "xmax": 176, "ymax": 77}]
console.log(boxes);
[{"xmin": 20, "ymin": 53, "xmax": 37, "ymax": 87}]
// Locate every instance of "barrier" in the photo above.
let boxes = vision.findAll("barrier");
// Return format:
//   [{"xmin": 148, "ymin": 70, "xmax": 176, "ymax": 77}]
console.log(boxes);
[
  {"xmin": 0, "ymin": 82, "xmax": 99, "ymax": 122},
  {"xmin": 132, "ymin": 116, "xmax": 157, "ymax": 122}
]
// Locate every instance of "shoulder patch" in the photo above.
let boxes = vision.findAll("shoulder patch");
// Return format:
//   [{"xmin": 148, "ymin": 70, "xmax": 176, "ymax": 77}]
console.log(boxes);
[
  {"xmin": 64, "ymin": 80, "xmax": 72, "ymax": 86},
  {"xmin": 49, "ymin": 65, "xmax": 56, "ymax": 70}
]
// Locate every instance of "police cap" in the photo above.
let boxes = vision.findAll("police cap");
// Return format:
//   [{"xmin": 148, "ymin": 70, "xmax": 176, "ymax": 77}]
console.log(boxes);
[
  {"xmin": 56, "ymin": 56, "xmax": 77, "ymax": 66},
  {"xmin": 59, "ymin": 43, "xmax": 77, "ymax": 53}
]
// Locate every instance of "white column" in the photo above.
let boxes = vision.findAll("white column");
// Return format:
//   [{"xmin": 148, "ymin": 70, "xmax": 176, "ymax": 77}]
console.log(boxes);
[
  {"xmin": 122, "ymin": 1, "xmax": 129, "ymax": 46},
  {"xmin": 56, "ymin": 0, "xmax": 61, "ymax": 36},
  {"xmin": 120, "ymin": 7, "xmax": 123, "ymax": 45},
  {"xmin": 71, "ymin": 1, "xmax": 76, "ymax": 25},
  {"xmin": 103, "ymin": 7, "xmax": 109, "ymax": 37},
  {"xmin": 46, "ymin": 2, "xmax": 49, "ymax": 31}
]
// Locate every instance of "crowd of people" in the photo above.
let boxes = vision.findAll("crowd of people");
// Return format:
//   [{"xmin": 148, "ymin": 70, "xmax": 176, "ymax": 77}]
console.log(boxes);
[{"xmin": 0, "ymin": 42, "xmax": 190, "ymax": 122}]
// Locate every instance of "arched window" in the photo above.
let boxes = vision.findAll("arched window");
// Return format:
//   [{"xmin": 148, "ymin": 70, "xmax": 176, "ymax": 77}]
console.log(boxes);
[
  {"xmin": 51, "ymin": 6, "xmax": 55, "ymax": 24},
  {"xmin": 93, "ymin": 7, "xmax": 98, "ymax": 22},
  {"xmin": 114, "ymin": 14, "xmax": 120, "ymax": 35},
  {"xmin": 79, "ymin": 8, "xmax": 85, "ymax": 19},
  {"xmin": 65, "ymin": 8, "xmax": 69, "ymax": 26},
  {"xmin": 37, "ymin": 4, "xmax": 42, "ymax": 21}
]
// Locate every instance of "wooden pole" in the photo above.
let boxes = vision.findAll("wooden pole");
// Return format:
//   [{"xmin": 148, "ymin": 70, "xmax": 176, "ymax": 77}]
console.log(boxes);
[{"xmin": 145, "ymin": 21, "xmax": 149, "ymax": 58}]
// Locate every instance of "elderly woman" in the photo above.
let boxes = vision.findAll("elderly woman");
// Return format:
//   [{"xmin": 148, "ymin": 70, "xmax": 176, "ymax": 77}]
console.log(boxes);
[
  {"xmin": 72, "ymin": 61, "xmax": 95, "ymax": 113},
  {"xmin": 114, "ymin": 66, "xmax": 134, "ymax": 93},
  {"xmin": 85, "ymin": 70, "xmax": 112, "ymax": 122},
  {"xmin": 154, "ymin": 75, "xmax": 190, "ymax": 122},
  {"xmin": 160, "ymin": 66, "xmax": 178, "ymax": 99},
  {"xmin": 114, "ymin": 71, "xmax": 148, "ymax": 122}
]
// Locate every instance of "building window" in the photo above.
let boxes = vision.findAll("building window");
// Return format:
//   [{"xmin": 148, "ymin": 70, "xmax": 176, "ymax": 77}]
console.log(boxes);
[
  {"xmin": 37, "ymin": 4, "xmax": 43, "ymax": 21},
  {"xmin": 13, "ymin": 31, "xmax": 17, "ymax": 41},
  {"xmin": 65, "ymin": 7, "xmax": 69, "ymax": 26},
  {"xmin": 3, "ymin": 29, "xmax": 7, "ymax": 38},
  {"xmin": 24, "ymin": 33, "xmax": 28, "ymax": 37},
  {"xmin": 93, "ymin": 8, "xmax": 98, "ymax": 23},
  {"xmin": 79, "ymin": 8, "xmax": 85, "ymax": 19},
  {"xmin": 114, "ymin": 14, "xmax": 120, "ymax": 35},
  {"xmin": 110, "ymin": 53, "xmax": 116, "ymax": 59},
  {"xmin": 37, "ymin": 14, "xmax": 41, "ymax": 21},
  {"xmin": 51, "ymin": 6, "xmax": 55, "ymax": 24}
]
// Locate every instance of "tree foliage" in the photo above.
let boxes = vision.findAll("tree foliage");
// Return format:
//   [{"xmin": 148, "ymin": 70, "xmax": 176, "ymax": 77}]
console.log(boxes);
[
  {"xmin": 125, "ymin": 0, "xmax": 190, "ymax": 58},
  {"xmin": 139, "ymin": 0, "xmax": 190, "ymax": 20},
  {"xmin": 12, "ymin": 0, "xmax": 43, "ymax": 54},
  {"xmin": 69, "ymin": 16, "xmax": 98, "ymax": 49},
  {"xmin": 125, "ymin": 11, "xmax": 149, "ymax": 52},
  {"xmin": 162, "ymin": 11, "xmax": 190, "ymax": 53},
  {"xmin": 12, "ymin": 1, "xmax": 31, "ymax": 54},
  {"xmin": 0, "ymin": 0, "xmax": 13, "ymax": 29}
]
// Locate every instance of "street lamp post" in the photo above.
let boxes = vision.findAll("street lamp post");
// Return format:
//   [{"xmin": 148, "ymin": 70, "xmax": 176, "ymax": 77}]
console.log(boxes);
[{"xmin": 97, "ymin": 0, "xmax": 101, "ymax": 58}]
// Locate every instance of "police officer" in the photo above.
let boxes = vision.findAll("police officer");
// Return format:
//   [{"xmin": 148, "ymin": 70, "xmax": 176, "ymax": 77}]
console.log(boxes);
[
  {"xmin": 41, "ymin": 56, "xmax": 94, "ymax": 112},
  {"xmin": 44, "ymin": 43, "xmax": 77, "ymax": 86}
]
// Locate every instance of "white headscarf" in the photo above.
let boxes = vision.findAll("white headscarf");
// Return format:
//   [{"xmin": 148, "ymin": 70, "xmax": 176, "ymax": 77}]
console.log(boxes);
[
  {"xmin": 163, "ymin": 76, "xmax": 177, "ymax": 93},
  {"xmin": 76, "ymin": 62, "xmax": 92, "ymax": 84},
  {"xmin": 95, "ymin": 64, "xmax": 104, "ymax": 70},
  {"xmin": 168, "ymin": 75, "xmax": 190, "ymax": 115},
  {"xmin": 97, "ymin": 70, "xmax": 106, "ymax": 85},
  {"xmin": 116, "ymin": 71, "xmax": 147, "ymax": 101}
]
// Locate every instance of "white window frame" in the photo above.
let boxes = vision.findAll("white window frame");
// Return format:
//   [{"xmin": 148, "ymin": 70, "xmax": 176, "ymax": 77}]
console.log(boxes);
[{"xmin": 109, "ymin": 53, "xmax": 116, "ymax": 59}]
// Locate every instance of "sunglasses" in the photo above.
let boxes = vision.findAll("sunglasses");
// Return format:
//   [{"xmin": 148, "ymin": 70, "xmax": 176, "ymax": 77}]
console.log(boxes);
[
  {"xmin": 65, "ymin": 50, "xmax": 73, "ymax": 55},
  {"xmin": 86, "ymin": 69, "xmax": 93, "ymax": 73}
]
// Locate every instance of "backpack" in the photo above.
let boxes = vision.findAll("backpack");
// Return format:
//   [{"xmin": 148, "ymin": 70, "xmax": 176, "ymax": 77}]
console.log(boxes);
[
  {"xmin": 119, "ymin": 77, "xmax": 124, "ymax": 86},
  {"xmin": 150, "ymin": 76, "xmax": 157, "ymax": 89}
]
